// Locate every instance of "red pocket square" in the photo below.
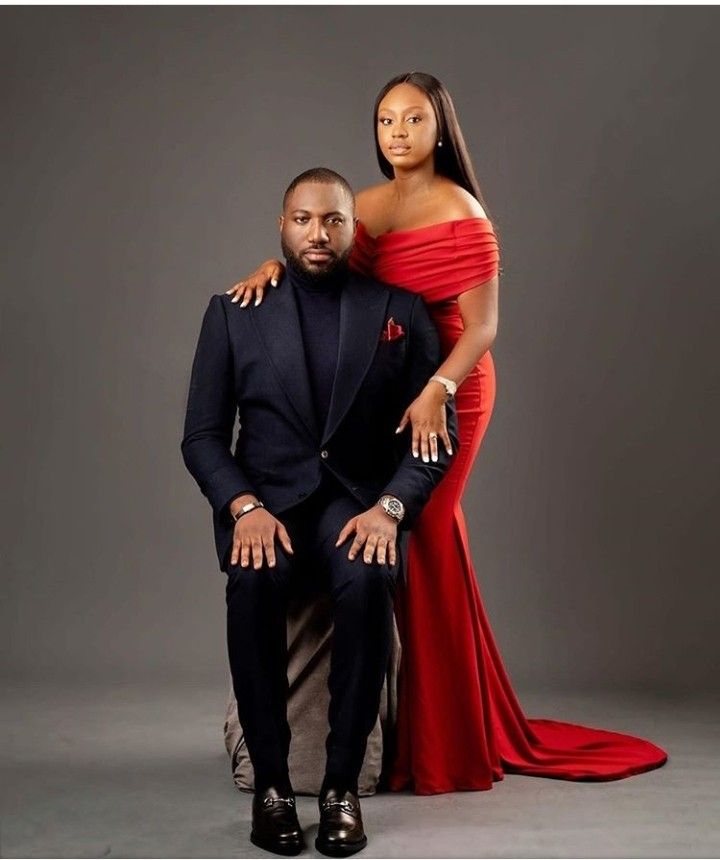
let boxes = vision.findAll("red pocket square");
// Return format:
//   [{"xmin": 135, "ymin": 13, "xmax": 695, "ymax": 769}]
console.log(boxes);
[{"xmin": 380, "ymin": 317, "xmax": 405, "ymax": 343}]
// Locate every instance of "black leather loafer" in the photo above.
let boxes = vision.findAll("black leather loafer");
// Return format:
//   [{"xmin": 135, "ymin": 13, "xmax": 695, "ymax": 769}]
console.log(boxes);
[
  {"xmin": 250, "ymin": 786, "xmax": 304, "ymax": 856},
  {"xmin": 315, "ymin": 788, "xmax": 367, "ymax": 857}
]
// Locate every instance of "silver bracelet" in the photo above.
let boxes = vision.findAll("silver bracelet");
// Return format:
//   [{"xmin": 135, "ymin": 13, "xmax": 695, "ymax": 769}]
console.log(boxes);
[
  {"xmin": 232, "ymin": 501, "xmax": 265, "ymax": 522},
  {"xmin": 429, "ymin": 374, "xmax": 457, "ymax": 401}
]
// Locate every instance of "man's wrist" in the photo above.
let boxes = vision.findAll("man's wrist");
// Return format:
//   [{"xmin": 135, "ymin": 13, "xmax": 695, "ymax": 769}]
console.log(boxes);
[
  {"xmin": 229, "ymin": 493, "xmax": 259, "ymax": 519},
  {"xmin": 377, "ymin": 494, "xmax": 405, "ymax": 524}
]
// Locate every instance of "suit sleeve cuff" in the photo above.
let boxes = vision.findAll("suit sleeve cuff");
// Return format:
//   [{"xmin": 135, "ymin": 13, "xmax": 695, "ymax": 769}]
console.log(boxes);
[{"xmin": 204, "ymin": 464, "xmax": 257, "ymax": 519}]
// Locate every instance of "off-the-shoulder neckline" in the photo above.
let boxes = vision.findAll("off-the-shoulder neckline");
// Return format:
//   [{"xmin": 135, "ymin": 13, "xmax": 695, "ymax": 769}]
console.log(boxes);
[{"xmin": 357, "ymin": 216, "xmax": 491, "ymax": 241}]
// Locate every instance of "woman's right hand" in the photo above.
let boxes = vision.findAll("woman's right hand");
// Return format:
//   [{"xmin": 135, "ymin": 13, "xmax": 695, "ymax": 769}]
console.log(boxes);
[{"xmin": 225, "ymin": 259, "xmax": 285, "ymax": 307}]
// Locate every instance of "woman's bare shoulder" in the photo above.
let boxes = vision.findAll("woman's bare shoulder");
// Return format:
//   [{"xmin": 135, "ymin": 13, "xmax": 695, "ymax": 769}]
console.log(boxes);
[
  {"xmin": 356, "ymin": 182, "xmax": 393, "ymax": 231},
  {"xmin": 356, "ymin": 181, "xmax": 389, "ymax": 203},
  {"xmin": 434, "ymin": 180, "xmax": 487, "ymax": 220}
]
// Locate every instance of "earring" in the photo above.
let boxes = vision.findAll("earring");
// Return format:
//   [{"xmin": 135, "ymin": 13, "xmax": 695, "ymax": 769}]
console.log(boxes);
[{"xmin": 437, "ymin": 139, "xmax": 443, "ymax": 147}]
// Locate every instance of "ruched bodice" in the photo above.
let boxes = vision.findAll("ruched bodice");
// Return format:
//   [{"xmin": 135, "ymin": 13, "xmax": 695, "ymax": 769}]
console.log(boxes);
[{"xmin": 351, "ymin": 217, "xmax": 499, "ymax": 305}]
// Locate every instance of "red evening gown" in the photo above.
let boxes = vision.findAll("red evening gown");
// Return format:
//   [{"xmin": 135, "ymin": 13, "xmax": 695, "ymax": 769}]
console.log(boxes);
[{"xmin": 350, "ymin": 217, "xmax": 667, "ymax": 795}]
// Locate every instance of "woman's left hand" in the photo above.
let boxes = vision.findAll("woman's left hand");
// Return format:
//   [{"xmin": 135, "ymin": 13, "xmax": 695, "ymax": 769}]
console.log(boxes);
[{"xmin": 396, "ymin": 383, "xmax": 453, "ymax": 462}]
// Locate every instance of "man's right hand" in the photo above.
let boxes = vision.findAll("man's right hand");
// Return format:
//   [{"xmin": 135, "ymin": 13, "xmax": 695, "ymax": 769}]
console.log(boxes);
[{"xmin": 229, "ymin": 496, "xmax": 293, "ymax": 568}]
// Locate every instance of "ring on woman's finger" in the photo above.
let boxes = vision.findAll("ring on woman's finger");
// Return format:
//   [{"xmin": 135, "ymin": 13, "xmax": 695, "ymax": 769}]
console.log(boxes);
[{"xmin": 429, "ymin": 432, "xmax": 438, "ymax": 440}]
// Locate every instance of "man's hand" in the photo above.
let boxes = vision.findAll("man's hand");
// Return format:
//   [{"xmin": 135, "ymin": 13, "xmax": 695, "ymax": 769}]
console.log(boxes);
[
  {"xmin": 230, "ymin": 504, "xmax": 293, "ymax": 569},
  {"xmin": 336, "ymin": 507, "xmax": 398, "ymax": 566}
]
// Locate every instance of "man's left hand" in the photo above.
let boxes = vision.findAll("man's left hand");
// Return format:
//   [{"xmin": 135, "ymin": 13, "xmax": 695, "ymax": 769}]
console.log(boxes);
[{"xmin": 336, "ymin": 507, "xmax": 398, "ymax": 566}]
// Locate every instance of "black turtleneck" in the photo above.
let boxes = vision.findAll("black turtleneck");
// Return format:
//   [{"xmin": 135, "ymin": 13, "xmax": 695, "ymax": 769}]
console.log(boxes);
[{"xmin": 287, "ymin": 261, "xmax": 345, "ymax": 432}]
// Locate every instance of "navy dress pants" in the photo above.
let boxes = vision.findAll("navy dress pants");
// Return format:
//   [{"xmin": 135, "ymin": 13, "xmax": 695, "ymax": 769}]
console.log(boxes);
[{"xmin": 224, "ymin": 471, "xmax": 399, "ymax": 795}]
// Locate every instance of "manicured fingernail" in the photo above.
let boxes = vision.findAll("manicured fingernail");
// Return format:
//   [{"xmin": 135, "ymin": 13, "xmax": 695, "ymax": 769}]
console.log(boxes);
[
  {"xmin": 271, "ymin": 278, "xmax": 278, "ymax": 287},
  {"xmin": 232, "ymin": 295, "xmax": 239, "ymax": 303},
  {"xmin": 225, "ymin": 289, "xmax": 233, "ymax": 294},
  {"xmin": 432, "ymin": 454, "xmax": 438, "ymax": 462},
  {"xmin": 254, "ymin": 297, "xmax": 261, "ymax": 306},
  {"xmin": 412, "ymin": 450, "xmax": 418, "ymax": 458},
  {"xmin": 240, "ymin": 299, "xmax": 248, "ymax": 308},
  {"xmin": 423, "ymin": 455, "xmax": 429, "ymax": 463},
  {"xmin": 395, "ymin": 427, "xmax": 402, "ymax": 434}
]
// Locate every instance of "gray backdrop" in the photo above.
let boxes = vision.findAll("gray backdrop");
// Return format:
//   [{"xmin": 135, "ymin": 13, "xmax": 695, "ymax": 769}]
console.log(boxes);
[{"xmin": 2, "ymin": 7, "xmax": 718, "ymax": 693}]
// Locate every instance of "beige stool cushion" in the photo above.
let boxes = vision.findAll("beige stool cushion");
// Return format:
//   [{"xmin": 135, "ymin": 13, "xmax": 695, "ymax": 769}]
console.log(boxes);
[{"xmin": 224, "ymin": 590, "xmax": 401, "ymax": 796}]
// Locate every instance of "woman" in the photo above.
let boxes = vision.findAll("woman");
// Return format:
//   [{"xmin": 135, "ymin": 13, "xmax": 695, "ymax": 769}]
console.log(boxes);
[{"xmin": 225, "ymin": 72, "xmax": 667, "ymax": 794}]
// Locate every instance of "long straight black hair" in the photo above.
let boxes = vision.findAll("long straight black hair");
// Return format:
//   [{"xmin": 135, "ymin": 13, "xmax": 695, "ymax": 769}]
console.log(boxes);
[{"xmin": 373, "ymin": 71, "xmax": 493, "ymax": 223}]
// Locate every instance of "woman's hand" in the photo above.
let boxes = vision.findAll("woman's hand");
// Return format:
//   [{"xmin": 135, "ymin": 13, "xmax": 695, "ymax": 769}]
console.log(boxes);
[
  {"xmin": 396, "ymin": 382, "xmax": 453, "ymax": 462},
  {"xmin": 225, "ymin": 259, "xmax": 286, "ymax": 307}
]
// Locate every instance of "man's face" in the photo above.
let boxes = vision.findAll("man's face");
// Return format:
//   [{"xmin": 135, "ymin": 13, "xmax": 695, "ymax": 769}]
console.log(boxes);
[{"xmin": 279, "ymin": 182, "xmax": 357, "ymax": 278}]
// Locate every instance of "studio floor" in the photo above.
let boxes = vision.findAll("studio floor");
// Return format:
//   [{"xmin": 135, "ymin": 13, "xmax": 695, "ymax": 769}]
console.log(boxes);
[{"xmin": 2, "ymin": 680, "xmax": 717, "ymax": 858}]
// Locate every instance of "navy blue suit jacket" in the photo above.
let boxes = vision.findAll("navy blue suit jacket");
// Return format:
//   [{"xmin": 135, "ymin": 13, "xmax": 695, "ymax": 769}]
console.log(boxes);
[{"xmin": 181, "ymin": 271, "xmax": 459, "ymax": 571}]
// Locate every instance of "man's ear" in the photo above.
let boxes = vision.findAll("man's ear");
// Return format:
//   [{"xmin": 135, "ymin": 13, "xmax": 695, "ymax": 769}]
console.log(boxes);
[{"xmin": 278, "ymin": 214, "xmax": 284, "ymax": 231}]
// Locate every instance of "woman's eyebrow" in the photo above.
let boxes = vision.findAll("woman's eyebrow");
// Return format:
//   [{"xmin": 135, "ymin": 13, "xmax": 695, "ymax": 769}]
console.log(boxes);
[{"xmin": 379, "ymin": 105, "xmax": 427, "ymax": 114}]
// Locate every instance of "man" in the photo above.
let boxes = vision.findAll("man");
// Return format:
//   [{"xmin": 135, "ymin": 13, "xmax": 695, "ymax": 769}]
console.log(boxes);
[{"xmin": 181, "ymin": 168, "xmax": 458, "ymax": 856}]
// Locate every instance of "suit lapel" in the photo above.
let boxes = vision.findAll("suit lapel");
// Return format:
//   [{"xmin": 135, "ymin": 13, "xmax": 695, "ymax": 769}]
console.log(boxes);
[
  {"xmin": 250, "ymin": 274, "xmax": 319, "ymax": 440},
  {"xmin": 322, "ymin": 274, "xmax": 389, "ymax": 445}
]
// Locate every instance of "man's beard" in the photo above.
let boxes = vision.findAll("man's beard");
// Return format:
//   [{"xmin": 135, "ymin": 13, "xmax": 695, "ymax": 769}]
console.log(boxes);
[{"xmin": 281, "ymin": 239, "xmax": 352, "ymax": 287}]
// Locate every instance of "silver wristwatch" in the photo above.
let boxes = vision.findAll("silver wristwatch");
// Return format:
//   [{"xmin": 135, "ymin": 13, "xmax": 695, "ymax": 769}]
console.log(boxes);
[{"xmin": 378, "ymin": 494, "xmax": 405, "ymax": 524}]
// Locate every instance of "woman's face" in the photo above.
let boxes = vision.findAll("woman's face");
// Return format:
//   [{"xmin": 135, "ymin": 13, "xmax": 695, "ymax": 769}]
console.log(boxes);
[{"xmin": 376, "ymin": 83, "xmax": 439, "ymax": 172}]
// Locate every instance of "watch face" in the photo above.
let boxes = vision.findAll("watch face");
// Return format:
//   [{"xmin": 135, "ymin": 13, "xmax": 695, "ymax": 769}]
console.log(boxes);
[{"xmin": 383, "ymin": 497, "xmax": 403, "ymax": 519}]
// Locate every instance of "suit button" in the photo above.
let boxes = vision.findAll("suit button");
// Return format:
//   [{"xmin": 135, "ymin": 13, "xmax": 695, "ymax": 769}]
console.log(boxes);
[{"xmin": 320, "ymin": 450, "xmax": 329, "ymax": 459}]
